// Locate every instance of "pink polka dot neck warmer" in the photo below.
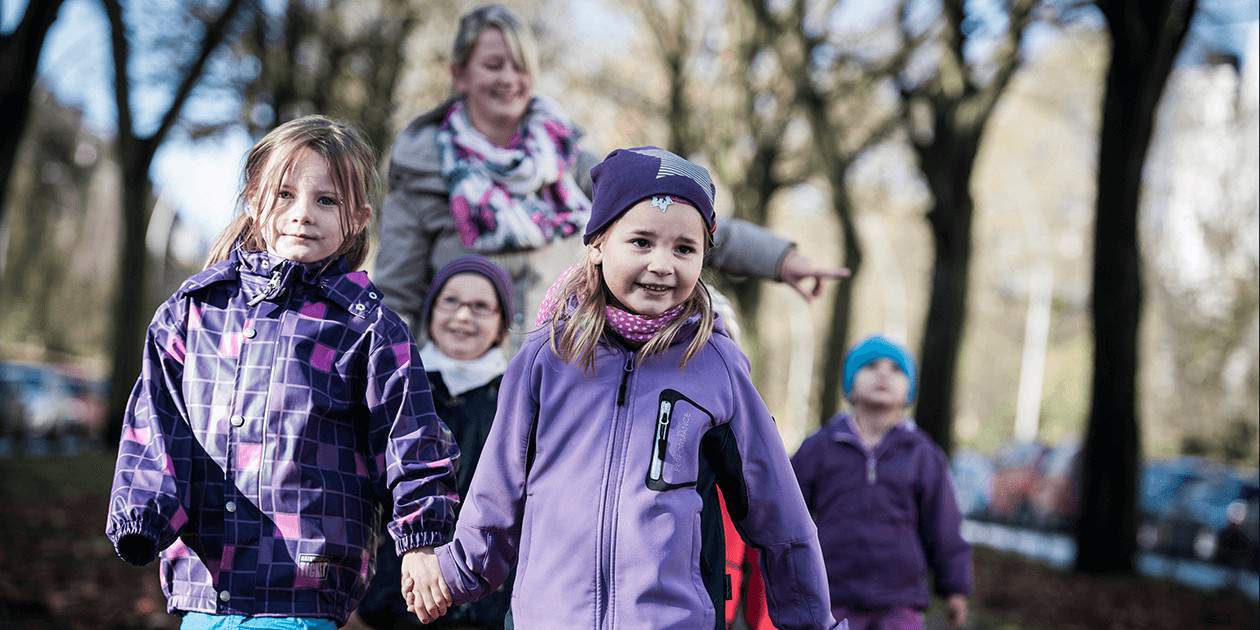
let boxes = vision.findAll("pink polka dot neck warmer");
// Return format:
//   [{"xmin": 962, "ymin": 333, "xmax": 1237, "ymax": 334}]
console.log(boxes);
[{"xmin": 535, "ymin": 266, "xmax": 687, "ymax": 342}]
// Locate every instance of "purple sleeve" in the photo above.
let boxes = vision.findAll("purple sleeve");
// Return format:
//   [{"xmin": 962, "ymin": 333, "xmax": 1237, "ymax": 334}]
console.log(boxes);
[
  {"xmin": 918, "ymin": 447, "xmax": 973, "ymax": 596},
  {"xmin": 717, "ymin": 343, "xmax": 837, "ymax": 630},
  {"xmin": 105, "ymin": 298, "xmax": 193, "ymax": 566},
  {"xmin": 373, "ymin": 318, "xmax": 460, "ymax": 554},
  {"xmin": 435, "ymin": 339, "xmax": 543, "ymax": 604}
]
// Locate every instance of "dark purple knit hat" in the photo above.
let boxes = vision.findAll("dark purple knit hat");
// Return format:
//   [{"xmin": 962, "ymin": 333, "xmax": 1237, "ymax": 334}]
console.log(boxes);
[
  {"xmin": 582, "ymin": 146, "xmax": 717, "ymax": 244},
  {"xmin": 422, "ymin": 255, "xmax": 515, "ymax": 332}
]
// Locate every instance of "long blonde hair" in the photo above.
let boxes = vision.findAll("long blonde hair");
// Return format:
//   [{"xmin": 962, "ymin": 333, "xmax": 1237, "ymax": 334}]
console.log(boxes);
[
  {"xmin": 205, "ymin": 115, "xmax": 379, "ymax": 270},
  {"xmin": 547, "ymin": 231, "xmax": 716, "ymax": 371}
]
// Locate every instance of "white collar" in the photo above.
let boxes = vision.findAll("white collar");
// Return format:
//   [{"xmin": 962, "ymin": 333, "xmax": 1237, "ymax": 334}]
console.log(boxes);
[{"xmin": 419, "ymin": 341, "xmax": 508, "ymax": 397}]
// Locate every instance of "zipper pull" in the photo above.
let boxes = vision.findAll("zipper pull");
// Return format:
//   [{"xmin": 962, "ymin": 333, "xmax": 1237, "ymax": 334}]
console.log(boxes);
[
  {"xmin": 247, "ymin": 268, "xmax": 284, "ymax": 307},
  {"xmin": 866, "ymin": 457, "xmax": 877, "ymax": 484},
  {"xmin": 616, "ymin": 354, "xmax": 634, "ymax": 406},
  {"xmin": 656, "ymin": 401, "xmax": 672, "ymax": 452}
]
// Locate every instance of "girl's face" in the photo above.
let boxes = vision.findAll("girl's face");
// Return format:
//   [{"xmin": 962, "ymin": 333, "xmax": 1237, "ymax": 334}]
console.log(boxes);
[
  {"xmin": 262, "ymin": 149, "xmax": 353, "ymax": 264},
  {"xmin": 452, "ymin": 27, "xmax": 533, "ymax": 131},
  {"xmin": 591, "ymin": 199, "xmax": 706, "ymax": 317},
  {"xmin": 428, "ymin": 273, "xmax": 504, "ymax": 360},
  {"xmin": 849, "ymin": 358, "xmax": 910, "ymax": 411}
]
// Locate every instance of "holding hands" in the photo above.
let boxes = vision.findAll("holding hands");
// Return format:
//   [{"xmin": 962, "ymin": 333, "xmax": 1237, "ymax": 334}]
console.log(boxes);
[{"xmin": 401, "ymin": 547, "xmax": 451, "ymax": 624}]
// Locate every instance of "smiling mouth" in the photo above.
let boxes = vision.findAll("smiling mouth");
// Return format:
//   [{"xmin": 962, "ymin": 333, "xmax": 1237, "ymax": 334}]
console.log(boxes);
[{"xmin": 636, "ymin": 282, "xmax": 674, "ymax": 294}]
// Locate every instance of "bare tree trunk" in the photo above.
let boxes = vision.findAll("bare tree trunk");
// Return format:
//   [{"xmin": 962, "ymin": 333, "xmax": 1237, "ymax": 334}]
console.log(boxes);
[
  {"xmin": 0, "ymin": 0, "xmax": 67, "ymax": 283},
  {"xmin": 103, "ymin": 0, "xmax": 246, "ymax": 445},
  {"xmin": 1076, "ymin": 0, "xmax": 1197, "ymax": 575},
  {"xmin": 914, "ymin": 154, "xmax": 977, "ymax": 456}
]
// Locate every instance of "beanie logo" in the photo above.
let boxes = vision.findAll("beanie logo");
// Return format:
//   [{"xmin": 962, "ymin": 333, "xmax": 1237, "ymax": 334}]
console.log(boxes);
[
  {"xmin": 629, "ymin": 147, "xmax": 715, "ymax": 205},
  {"xmin": 649, "ymin": 195, "xmax": 675, "ymax": 213}
]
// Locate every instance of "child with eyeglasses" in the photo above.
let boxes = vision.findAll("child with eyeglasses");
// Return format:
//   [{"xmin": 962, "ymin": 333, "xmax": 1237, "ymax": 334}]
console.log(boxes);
[{"xmin": 359, "ymin": 256, "xmax": 517, "ymax": 629}]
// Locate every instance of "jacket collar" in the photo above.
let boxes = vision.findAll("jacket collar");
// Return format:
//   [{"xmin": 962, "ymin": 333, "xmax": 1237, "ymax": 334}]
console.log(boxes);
[
  {"xmin": 827, "ymin": 412, "xmax": 917, "ymax": 453},
  {"xmin": 178, "ymin": 245, "xmax": 382, "ymax": 319}
]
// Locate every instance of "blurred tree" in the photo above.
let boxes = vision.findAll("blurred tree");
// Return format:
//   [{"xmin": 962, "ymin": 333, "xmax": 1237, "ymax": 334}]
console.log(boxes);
[
  {"xmin": 231, "ymin": 0, "xmax": 419, "ymax": 155},
  {"xmin": 0, "ymin": 0, "xmax": 68, "ymax": 288},
  {"xmin": 746, "ymin": 0, "xmax": 909, "ymax": 425},
  {"xmin": 631, "ymin": 0, "xmax": 812, "ymax": 368},
  {"xmin": 102, "ymin": 0, "xmax": 247, "ymax": 445},
  {"xmin": 1076, "ymin": 0, "xmax": 1199, "ymax": 575},
  {"xmin": 893, "ymin": 0, "xmax": 1038, "ymax": 454}
]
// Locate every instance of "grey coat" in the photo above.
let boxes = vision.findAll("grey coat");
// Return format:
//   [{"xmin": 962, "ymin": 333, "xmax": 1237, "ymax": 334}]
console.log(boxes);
[{"xmin": 374, "ymin": 101, "xmax": 795, "ymax": 336}]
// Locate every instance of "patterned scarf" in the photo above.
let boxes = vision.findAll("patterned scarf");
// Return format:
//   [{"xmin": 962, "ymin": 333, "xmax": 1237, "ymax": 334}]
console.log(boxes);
[
  {"xmin": 535, "ymin": 266, "xmax": 687, "ymax": 343},
  {"xmin": 438, "ymin": 98, "xmax": 592, "ymax": 253}
]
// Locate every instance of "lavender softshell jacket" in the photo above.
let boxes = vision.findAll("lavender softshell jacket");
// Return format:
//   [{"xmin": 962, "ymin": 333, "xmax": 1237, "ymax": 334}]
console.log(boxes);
[
  {"xmin": 793, "ymin": 415, "xmax": 972, "ymax": 612},
  {"xmin": 106, "ymin": 248, "xmax": 459, "ymax": 625},
  {"xmin": 435, "ymin": 317, "xmax": 838, "ymax": 629}
]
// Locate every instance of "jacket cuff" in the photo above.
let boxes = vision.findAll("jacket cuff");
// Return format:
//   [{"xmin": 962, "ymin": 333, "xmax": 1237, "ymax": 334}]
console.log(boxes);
[
  {"xmin": 107, "ymin": 519, "xmax": 159, "ymax": 566},
  {"xmin": 393, "ymin": 528, "xmax": 450, "ymax": 556},
  {"xmin": 435, "ymin": 543, "xmax": 475, "ymax": 605}
]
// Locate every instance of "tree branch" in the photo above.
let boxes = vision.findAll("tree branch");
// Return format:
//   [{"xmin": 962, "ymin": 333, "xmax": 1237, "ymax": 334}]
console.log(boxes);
[
  {"xmin": 146, "ymin": 0, "xmax": 247, "ymax": 154},
  {"xmin": 972, "ymin": 0, "xmax": 1037, "ymax": 123},
  {"xmin": 101, "ymin": 0, "xmax": 134, "ymax": 155}
]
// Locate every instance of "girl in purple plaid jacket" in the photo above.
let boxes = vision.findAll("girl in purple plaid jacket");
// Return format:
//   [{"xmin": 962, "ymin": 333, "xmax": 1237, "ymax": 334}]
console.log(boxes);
[{"xmin": 106, "ymin": 116, "xmax": 460, "ymax": 629}]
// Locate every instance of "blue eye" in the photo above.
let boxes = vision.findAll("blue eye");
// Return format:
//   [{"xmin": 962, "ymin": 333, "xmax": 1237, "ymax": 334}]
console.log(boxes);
[
  {"xmin": 675, "ymin": 245, "xmax": 695, "ymax": 256},
  {"xmin": 277, "ymin": 190, "xmax": 294, "ymax": 199},
  {"xmin": 630, "ymin": 238, "xmax": 650, "ymax": 248},
  {"xmin": 318, "ymin": 196, "xmax": 339, "ymax": 206}
]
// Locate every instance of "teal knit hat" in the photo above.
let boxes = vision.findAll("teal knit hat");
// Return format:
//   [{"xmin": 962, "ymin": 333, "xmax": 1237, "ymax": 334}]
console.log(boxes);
[{"xmin": 842, "ymin": 335, "xmax": 917, "ymax": 403}]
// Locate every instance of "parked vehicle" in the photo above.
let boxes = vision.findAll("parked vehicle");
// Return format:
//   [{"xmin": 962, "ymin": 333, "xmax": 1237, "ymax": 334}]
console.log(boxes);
[
  {"xmin": 60, "ymin": 371, "xmax": 108, "ymax": 439},
  {"xmin": 988, "ymin": 441, "xmax": 1048, "ymax": 525},
  {"xmin": 0, "ymin": 361, "xmax": 80, "ymax": 440},
  {"xmin": 1142, "ymin": 464, "xmax": 1258, "ymax": 566},
  {"xmin": 1029, "ymin": 440, "xmax": 1081, "ymax": 531},
  {"xmin": 951, "ymin": 450, "xmax": 995, "ymax": 519}
]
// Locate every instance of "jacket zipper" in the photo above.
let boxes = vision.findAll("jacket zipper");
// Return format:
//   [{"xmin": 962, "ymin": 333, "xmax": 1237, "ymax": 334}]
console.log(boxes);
[
  {"xmin": 247, "ymin": 268, "xmax": 284, "ymax": 307},
  {"xmin": 616, "ymin": 354, "xmax": 633, "ymax": 406},
  {"xmin": 647, "ymin": 398, "xmax": 672, "ymax": 482},
  {"xmin": 597, "ymin": 352, "xmax": 635, "ymax": 627}
]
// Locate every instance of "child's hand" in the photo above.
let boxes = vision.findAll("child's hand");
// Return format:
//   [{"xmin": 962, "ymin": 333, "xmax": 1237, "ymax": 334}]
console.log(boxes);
[
  {"xmin": 946, "ymin": 594, "xmax": 968, "ymax": 628},
  {"xmin": 777, "ymin": 249, "xmax": 850, "ymax": 302},
  {"xmin": 401, "ymin": 547, "xmax": 451, "ymax": 624}
]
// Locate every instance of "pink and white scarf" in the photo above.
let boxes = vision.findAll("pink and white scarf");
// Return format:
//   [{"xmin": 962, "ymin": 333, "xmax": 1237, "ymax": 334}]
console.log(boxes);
[
  {"xmin": 535, "ymin": 267, "xmax": 686, "ymax": 343},
  {"xmin": 438, "ymin": 98, "xmax": 591, "ymax": 253}
]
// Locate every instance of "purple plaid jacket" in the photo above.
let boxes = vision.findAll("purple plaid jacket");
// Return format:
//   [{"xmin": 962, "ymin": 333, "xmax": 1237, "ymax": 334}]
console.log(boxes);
[{"xmin": 106, "ymin": 246, "xmax": 459, "ymax": 625}]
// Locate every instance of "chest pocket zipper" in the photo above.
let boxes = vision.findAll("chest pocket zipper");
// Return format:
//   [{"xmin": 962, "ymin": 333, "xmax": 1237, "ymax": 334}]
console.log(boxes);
[{"xmin": 645, "ymin": 389, "xmax": 714, "ymax": 491}]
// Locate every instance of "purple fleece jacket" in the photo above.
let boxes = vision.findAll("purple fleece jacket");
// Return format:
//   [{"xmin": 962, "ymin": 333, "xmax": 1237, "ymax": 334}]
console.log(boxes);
[
  {"xmin": 435, "ymin": 316, "xmax": 838, "ymax": 629},
  {"xmin": 792, "ymin": 415, "xmax": 972, "ymax": 611}
]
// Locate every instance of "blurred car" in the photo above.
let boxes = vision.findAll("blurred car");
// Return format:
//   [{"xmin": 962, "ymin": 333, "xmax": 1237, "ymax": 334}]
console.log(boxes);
[
  {"xmin": 1213, "ymin": 481, "xmax": 1260, "ymax": 572},
  {"xmin": 60, "ymin": 370, "xmax": 108, "ymax": 439},
  {"xmin": 1138, "ymin": 458, "xmax": 1206, "ymax": 552},
  {"xmin": 988, "ymin": 441, "xmax": 1048, "ymax": 525},
  {"xmin": 0, "ymin": 361, "xmax": 80, "ymax": 440},
  {"xmin": 950, "ymin": 450, "xmax": 994, "ymax": 519},
  {"xmin": 1029, "ymin": 440, "xmax": 1081, "ymax": 531},
  {"xmin": 1144, "ymin": 465, "xmax": 1257, "ymax": 564}
]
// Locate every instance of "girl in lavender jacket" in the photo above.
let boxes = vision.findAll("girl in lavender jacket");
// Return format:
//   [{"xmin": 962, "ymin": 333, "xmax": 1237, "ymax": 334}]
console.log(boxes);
[
  {"xmin": 105, "ymin": 116, "xmax": 459, "ymax": 629},
  {"xmin": 405, "ymin": 147, "xmax": 840, "ymax": 629}
]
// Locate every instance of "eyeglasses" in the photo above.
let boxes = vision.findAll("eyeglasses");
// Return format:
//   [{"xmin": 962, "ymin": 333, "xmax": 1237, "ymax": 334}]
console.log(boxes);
[{"xmin": 434, "ymin": 295, "xmax": 500, "ymax": 318}]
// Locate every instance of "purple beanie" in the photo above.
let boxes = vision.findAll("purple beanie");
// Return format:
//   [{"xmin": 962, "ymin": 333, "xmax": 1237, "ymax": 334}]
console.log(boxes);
[
  {"xmin": 582, "ymin": 146, "xmax": 717, "ymax": 244},
  {"xmin": 422, "ymin": 255, "xmax": 515, "ymax": 332}
]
